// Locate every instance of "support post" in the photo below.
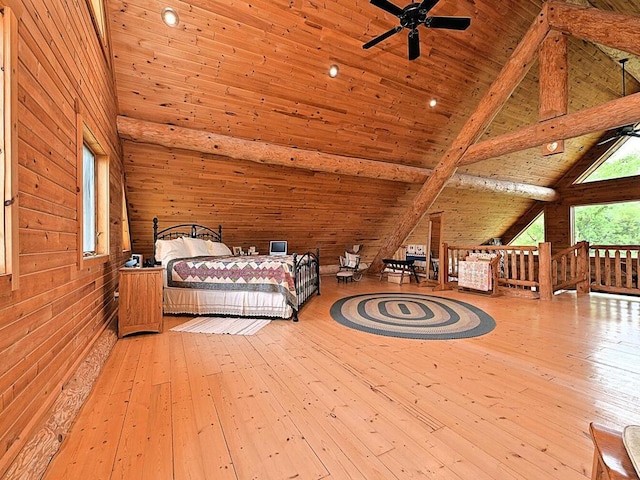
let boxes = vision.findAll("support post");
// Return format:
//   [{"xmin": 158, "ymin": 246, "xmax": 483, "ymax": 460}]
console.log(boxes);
[
  {"xmin": 538, "ymin": 242, "xmax": 553, "ymax": 300},
  {"xmin": 577, "ymin": 241, "xmax": 591, "ymax": 296}
]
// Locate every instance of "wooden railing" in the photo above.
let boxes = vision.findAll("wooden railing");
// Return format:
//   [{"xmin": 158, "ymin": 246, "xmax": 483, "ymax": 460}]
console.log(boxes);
[
  {"xmin": 437, "ymin": 242, "xmax": 639, "ymax": 299},
  {"xmin": 590, "ymin": 245, "xmax": 639, "ymax": 296},
  {"xmin": 551, "ymin": 241, "xmax": 590, "ymax": 295},
  {"xmin": 438, "ymin": 243, "xmax": 553, "ymax": 299}
]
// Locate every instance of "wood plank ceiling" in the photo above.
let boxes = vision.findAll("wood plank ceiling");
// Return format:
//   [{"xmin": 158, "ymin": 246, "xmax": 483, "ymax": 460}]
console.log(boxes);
[{"xmin": 107, "ymin": 0, "xmax": 640, "ymax": 262}]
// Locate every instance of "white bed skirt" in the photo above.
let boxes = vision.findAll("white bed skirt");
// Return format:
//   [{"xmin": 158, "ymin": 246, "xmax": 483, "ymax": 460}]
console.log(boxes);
[{"xmin": 163, "ymin": 286, "xmax": 293, "ymax": 318}]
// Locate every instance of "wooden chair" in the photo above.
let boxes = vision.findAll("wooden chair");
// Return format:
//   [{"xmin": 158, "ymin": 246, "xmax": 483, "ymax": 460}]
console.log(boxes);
[{"xmin": 589, "ymin": 422, "xmax": 639, "ymax": 480}]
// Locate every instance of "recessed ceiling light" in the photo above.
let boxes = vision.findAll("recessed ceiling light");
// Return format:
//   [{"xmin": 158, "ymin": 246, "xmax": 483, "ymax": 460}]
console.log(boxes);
[
  {"xmin": 429, "ymin": 99, "xmax": 437, "ymax": 108},
  {"xmin": 161, "ymin": 7, "xmax": 179, "ymax": 27},
  {"xmin": 329, "ymin": 65, "xmax": 339, "ymax": 78}
]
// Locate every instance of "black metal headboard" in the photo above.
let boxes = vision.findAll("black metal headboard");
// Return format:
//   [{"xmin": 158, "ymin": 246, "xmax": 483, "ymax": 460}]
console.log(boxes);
[{"xmin": 153, "ymin": 217, "xmax": 223, "ymax": 259}]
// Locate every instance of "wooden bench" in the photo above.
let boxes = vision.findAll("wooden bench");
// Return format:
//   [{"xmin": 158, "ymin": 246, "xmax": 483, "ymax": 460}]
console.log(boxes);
[{"xmin": 589, "ymin": 422, "xmax": 639, "ymax": 480}]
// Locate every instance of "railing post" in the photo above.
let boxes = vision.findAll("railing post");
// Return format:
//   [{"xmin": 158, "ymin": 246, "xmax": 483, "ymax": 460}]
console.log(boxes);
[
  {"xmin": 539, "ymin": 242, "xmax": 553, "ymax": 300},
  {"xmin": 576, "ymin": 241, "xmax": 590, "ymax": 296}
]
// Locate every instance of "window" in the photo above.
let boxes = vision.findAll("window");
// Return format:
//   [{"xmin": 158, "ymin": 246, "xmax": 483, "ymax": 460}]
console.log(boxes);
[
  {"xmin": 77, "ymin": 115, "xmax": 109, "ymax": 267},
  {"xmin": 122, "ymin": 183, "xmax": 131, "ymax": 252},
  {"xmin": 1, "ymin": 5, "xmax": 17, "ymax": 290},
  {"xmin": 83, "ymin": 145, "xmax": 97, "ymax": 254},
  {"xmin": 87, "ymin": 0, "xmax": 107, "ymax": 42},
  {"xmin": 577, "ymin": 135, "xmax": 640, "ymax": 184},
  {"xmin": 510, "ymin": 213, "xmax": 545, "ymax": 246},
  {"xmin": 572, "ymin": 201, "xmax": 640, "ymax": 247}
]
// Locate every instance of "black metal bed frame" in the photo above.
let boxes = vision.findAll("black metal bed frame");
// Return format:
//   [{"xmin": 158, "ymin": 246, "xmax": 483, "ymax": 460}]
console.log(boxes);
[{"xmin": 152, "ymin": 217, "xmax": 320, "ymax": 321}]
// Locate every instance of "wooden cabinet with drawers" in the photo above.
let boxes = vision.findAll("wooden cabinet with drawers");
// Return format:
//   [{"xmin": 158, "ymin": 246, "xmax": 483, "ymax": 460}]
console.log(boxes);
[{"xmin": 118, "ymin": 267, "xmax": 164, "ymax": 338}]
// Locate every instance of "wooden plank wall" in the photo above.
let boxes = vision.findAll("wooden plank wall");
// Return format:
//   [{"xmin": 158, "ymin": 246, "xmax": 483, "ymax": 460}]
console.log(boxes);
[
  {"xmin": 0, "ymin": 0, "xmax": 125, "ymax": 476},
  {"xmin": 123, "ymin": 137, "xmax": 540, "ymax": 267},
  {"xmin": 123, "ymin": 141, "xmax": 419, "ymax": 264}
]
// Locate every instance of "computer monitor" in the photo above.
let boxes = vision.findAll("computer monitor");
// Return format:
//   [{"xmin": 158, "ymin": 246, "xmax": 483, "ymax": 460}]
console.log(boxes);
[{"xmin": 269, "ymin": 241, "xmax": 288, "ymax": 256}]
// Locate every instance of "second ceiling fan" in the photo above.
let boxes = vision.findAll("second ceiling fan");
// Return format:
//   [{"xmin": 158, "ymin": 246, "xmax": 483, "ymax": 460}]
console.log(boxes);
[{"xmin": 363, "ymin": 0, "xmax": 471, "ymax": 60}]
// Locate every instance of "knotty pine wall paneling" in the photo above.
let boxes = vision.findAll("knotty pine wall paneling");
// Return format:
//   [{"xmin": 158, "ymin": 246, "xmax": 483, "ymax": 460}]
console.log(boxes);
[
  {"xmin": 123, "ymin": 141, "xmax": 419, "ymax": 266},
  {"xmin": 0, "ymin": 0, "xmax": 125, "ymax": 476}
]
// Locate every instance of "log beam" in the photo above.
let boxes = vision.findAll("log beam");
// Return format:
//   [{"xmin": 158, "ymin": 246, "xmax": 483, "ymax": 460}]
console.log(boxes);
[
  {"xmin": 368, "ymin": 4, "xmax": 551, "ymax": 273},
  {"xmin": 116, "ymin": 116, "xmax": 558, "ymax": 201},
  {"xmin": 547, "ymin": 1, "xmax": 640, "ymax": 57},
  {"xmin": 459, "ymin": 92, "xmax": 640, "ymax": 166},
  {"xmin": 539, "ymin": 30, "xmax": 567, "ymax": 155}
]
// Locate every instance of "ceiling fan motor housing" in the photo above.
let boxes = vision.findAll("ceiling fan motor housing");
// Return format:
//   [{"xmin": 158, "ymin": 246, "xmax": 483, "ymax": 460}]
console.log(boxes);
[{"xmin": 400, "ymin": 3, "xmax": 428, "ymax": 29}]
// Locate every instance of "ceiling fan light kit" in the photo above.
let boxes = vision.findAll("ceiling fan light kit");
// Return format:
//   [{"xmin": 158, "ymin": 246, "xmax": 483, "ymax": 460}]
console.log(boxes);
[{"xmin": 363, "ymin": 0, "xmax": 471, "ymax": 60}]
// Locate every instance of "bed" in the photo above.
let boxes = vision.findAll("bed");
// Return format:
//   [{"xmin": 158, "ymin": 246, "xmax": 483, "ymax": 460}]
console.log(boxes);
[{"xmin": 152, "ymin": 218, "xmax": 320, "ymax": 321}]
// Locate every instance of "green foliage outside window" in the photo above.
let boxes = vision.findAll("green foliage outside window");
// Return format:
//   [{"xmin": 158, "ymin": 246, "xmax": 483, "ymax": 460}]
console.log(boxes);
[
  {"xmin": 510, "ymin": 214, "xmax": 545, "ymax": 246},
  {"xmin": 510, "ymin": 137, "xmax": 640, "ymax": 248},
  {"xmin": 581, "ymin": 137, "xmax": 640, "ymax": 183},
  {"xmin": 574, "ymin": 202, "xmax": 640, "ymax": 246}
]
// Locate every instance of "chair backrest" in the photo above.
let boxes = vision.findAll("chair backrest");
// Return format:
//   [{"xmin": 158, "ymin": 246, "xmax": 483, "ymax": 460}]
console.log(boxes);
[{"xmin": 345, "ymin": 251, "xmax": 360, "ymax": 268}]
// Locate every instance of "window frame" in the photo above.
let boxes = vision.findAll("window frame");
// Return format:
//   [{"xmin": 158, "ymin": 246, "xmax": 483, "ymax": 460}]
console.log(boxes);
[
  {"xmin": 575, "ymin": 134, "xmax": 640, "ymax": 184},
  {"xmin": 121, "ymin": 181, "xmax": 131, "ymax": 253},
  {"xmin": 85, "ymin": 0, "xmax": 110, "ymax": 60},
  {"xmin": 76, "ymin": 112, "xmax": 110, "ymax": 269},
  {"xmin": 0, "ymin": 4, "xmax": 18, "ymax": 292},
  {"xmin": 571, "ymin": 200, "xmax": 640, "ymax": 251}
]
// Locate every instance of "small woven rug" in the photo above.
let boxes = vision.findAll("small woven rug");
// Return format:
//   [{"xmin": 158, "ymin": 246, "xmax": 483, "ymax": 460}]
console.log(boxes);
[
  {"xmin": 170, "ymin": 317, "xmax": 270, "ymax": 335},
  {"xmin": 330, "ymin": 293, "xmax": 495, "ymax": 340}
]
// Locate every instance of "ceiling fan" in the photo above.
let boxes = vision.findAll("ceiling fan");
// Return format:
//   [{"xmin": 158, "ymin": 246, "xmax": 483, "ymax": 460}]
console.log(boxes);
[
  {"xmin": 362, "ymin": 0, "xmax": 471, "ymax": 61},
  {"xmin": 597, "ymin": 124, "xmax": 640, "ymax": 146},
  {"xmin": 598, "ymin": 58, "xmax": 640, "ymax": 145}
]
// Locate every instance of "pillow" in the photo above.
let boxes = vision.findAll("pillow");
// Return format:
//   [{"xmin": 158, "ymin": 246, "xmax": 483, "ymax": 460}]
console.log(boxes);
[
  {"xmin": 345, "ymin": 252, "xmax": 359, "ymax": 268},
  {"xmin": 182, "ymin": 237, "xmax": 211, "ymax": 257},
  {"xmin": 155, "ymin": 238, "xmax": 188, "ymax": 265},
  {"xmin": 205, "ymin": 240, "xmax": 233, "ymax": 257}
]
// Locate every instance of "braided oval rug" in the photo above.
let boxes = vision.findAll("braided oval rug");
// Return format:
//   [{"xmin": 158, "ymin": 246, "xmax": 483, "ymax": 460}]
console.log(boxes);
[{"xmin": 330, "ymin": 293, "xmax": 495, "ymax": 340}]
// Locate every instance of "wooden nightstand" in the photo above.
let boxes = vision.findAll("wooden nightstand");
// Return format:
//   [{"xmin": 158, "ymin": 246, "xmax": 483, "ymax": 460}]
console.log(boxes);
[{"xmin": 118, "ymin": 266, "xmax": 164, "ymax": 338}]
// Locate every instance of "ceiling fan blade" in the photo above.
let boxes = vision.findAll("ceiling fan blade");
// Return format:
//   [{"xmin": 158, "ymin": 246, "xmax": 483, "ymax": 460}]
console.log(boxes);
[
  {"xmin": 363, "ymin": 26, "xmax": 403, "ymax": 49},
  {"xmin": 425, "ymin": 16, "xmax": 471, "ymax": 30},
  {"xmin": 408, "ymin": 29, "xmax": 420, "ymax": 61},
  {"xmin": 418, "ymin": 0, "xmax": 440, "ymax": 13},
  {"xmin": 370, "ymin": 0, "xmax": 404, "ymax": 17}
]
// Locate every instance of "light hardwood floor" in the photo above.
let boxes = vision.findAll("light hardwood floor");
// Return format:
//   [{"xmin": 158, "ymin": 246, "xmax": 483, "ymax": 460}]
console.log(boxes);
[{"xmin": 43, "ymin": 276, "xmax": 640, "ymax": 480}]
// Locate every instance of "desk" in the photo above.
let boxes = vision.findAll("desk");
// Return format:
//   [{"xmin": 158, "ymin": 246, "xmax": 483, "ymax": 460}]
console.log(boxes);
[{"xmin": 380, "ymin": 259, "xmax": 420, "ymax": 284}]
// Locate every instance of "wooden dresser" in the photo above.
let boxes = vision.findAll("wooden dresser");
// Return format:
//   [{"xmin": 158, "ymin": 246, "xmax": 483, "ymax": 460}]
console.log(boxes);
[{"xmin": 118, "ymin": 266, "xmax": 164, "ymax": 338}]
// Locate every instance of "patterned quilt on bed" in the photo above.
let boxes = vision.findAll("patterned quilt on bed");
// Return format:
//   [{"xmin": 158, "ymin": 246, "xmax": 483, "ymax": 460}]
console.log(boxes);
[{"xmin": 166, "ymin": 255, "xmax": 298, "ymax": 306}]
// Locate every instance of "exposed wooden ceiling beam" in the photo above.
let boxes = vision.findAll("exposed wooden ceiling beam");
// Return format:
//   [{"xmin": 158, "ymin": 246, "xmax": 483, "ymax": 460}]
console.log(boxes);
[
  {"xmin": 539, "ymin": 30, "xmax": 567, "ymax": 155},
  {"xmin": 116, "ymin": 115, "xmax": 558, "ymax": 201},
  {"xmin": 567, "ymin": 0, "xmax": 640, "ymax": 84},
  {"xmin": 547, "ymin": 1, "xmax": 640, "ymax": 57},
  {"xmin": 459, "ymin": 92, "xmax": 640, "ymax": 166},
  {"xmin": 367, "ymin": 3, "xmax": 552, "ymax": 273}
]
